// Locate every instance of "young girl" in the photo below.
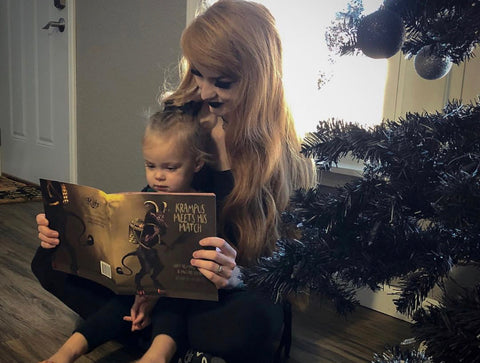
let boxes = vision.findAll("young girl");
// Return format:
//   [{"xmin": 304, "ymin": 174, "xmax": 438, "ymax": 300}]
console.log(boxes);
[{"xmin": 35, "ymin": 102, "xmax": 228, "ymax": 363}]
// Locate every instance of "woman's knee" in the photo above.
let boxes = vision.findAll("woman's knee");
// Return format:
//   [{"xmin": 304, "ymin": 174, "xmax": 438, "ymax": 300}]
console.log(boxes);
[{"xmin": 188, "ymin": 291, "xmax": 283, "ymax": 358}]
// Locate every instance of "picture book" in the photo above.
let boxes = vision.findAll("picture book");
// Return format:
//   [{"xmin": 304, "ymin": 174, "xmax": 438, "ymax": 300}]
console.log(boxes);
[{"xmin": 39, "ymin": 178, "xmax": 218, "ymax": 301}]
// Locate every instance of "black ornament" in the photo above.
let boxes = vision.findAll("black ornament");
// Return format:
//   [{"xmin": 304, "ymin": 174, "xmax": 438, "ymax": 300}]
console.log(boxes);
[
  {"xmin": 414, "ymin": 45, "xmax": 453, "ymax": 80},
  {"xmin": 356, "ymin": 9, "xmax": 405, "ymax": 59}
]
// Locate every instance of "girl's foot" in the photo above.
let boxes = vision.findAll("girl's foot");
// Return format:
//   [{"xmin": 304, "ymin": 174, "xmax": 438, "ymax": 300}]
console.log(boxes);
[
  {"xmin": 39, "ymin": 349, "xmax": 77, "ymax": 363},
  {"xmin": 39, "ymin": 332, "xmax": 88, "ymax": 363},
  {"xmin": 135, "ymin": 334, "xmax": 176, "ymax": 363}
]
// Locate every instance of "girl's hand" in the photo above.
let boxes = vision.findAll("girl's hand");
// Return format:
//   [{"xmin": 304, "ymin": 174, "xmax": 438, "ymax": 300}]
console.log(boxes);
[
  {"xmin": 36, "ymin": 213, "xmax": 60, "ymax": 249},
  {"xmin": 123, "ymin": 295, "xmax": 159, "ymax": 332},
  {"xmin": 191, "ymin": 237, "xmax": 240, "ymax": 289}
]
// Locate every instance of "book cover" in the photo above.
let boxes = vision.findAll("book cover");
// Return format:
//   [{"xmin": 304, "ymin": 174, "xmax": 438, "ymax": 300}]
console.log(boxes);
[{"xmin": 39, "ymin": 178, "xmax": 218, "ymax": 301}]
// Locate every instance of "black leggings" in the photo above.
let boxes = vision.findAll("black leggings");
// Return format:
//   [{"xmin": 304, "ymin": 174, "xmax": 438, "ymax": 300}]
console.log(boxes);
[
  {"xmin": 151, "ymin": 289, "xmax": 284, "ymax": 363},
  {"xmin": 31, "ymin": 247, "xmax": 143, "ymax": 349},
  {"xmin": 31, "ymin": 247, "xmax": 284, "ymax": 362}
]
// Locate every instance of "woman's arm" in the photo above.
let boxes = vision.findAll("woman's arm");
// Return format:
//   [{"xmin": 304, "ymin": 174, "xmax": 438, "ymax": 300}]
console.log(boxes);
[{"xmin": 194, "ymin": 105, "xmax": 240, "ymax": 288}]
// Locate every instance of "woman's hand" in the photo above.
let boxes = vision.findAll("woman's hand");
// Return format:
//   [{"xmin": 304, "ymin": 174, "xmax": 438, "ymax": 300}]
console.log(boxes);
[
  {"xmin": 191, "ymin": 237, "xmax": 240, "ymax": 289},
  {"xmin": 198, "ymin": 103, "xmax": 230, "ymax": 171},
  {"xmin": 36, "ymin": 213, "xmax": 60, "ymax": 249},
  {"xmin": 210, "ymin": 117, "xmax": 230, "ymax": 171},
  {"xmin": 123, "ymin": 294, "xmax": 159, "ymax": 332}
]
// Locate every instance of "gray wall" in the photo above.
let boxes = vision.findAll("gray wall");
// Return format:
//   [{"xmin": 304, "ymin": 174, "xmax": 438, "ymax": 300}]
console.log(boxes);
[{"xmin": 76, "ymin": 0, "xmax": 186, "ymax": 192}]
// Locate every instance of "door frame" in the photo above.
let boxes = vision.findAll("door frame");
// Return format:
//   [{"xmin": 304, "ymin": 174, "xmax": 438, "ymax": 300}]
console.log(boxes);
[{"xmin": 68, "ymin": 0, "xmax": 77, "ymax": 183}]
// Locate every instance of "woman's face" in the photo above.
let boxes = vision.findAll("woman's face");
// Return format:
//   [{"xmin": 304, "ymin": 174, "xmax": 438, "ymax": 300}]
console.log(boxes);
[{"xmin": 190, "ymin": 63, "xmax": 240, "ymax": 120}]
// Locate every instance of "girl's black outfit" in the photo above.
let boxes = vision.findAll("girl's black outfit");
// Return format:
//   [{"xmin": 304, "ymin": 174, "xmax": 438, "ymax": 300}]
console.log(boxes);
[{"xmin": 31, "ymin": 167, "xmax": 283, "ymax": 363}]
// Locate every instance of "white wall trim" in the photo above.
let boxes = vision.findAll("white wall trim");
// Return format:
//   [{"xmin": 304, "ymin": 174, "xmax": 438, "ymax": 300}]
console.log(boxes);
[
  {"xmin": 357, "ymin": 285, "xmax": 412, "ymax": 322},
  {"xmin": 68, "ymin": 0, "xmax": 77, "ymax": 183}
]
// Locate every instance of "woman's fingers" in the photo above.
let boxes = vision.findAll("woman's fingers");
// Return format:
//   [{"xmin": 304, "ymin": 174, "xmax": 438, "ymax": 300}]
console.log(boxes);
[
  {"xmin": 195, "ymin": 265, "xmax": 243, "ymax": 290},
  {"xmin": 192, "ymin": 248, "xmax": 235, "ymax": 270},
  {"xmin": 38, "ymin": 224, "xmax": 59, "ymax": 238},
  {"xmin": 199, "ymin": 237, "xmax": 237, "ymax": 257},
  {"xmin": 40, "ymin": 240, "xmax": 58, "ymax": 249},
  {"xmin": 192, "ymin": 238, "xmax": 237, "ymax": 274},
  {"xmin": 38, "ymin": 231, "xmax": 59, "ymax": 248},
  {"xmin": 37, "ymin": 213, "xmax": 60, "ymax": 248},
  {"xmin": 196, "ymin": 267, "xmax": 230, "ymax": 289},
  {"xmin": 190, "ymin": 237, "xmax": 239, "ymax": 289},
  {"xmin": 191, "ymin": 258, "xmax": 233, "ymax": 278},
  {"xmin": 38, "ymin": 225, "xmax": 59, "ymax": 248},
  {"xmin": 36, "ymin": 213, "xmax": 48, "ymax": 225},
  {"xmin": 198, "ymin": 102, "xmax": 218, "ymax": 129}
]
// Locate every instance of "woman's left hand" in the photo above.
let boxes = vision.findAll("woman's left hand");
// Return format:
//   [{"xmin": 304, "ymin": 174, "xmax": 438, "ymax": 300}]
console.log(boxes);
[{"xmin": 191, "ymin": 237, "xmax": 240, "ymax": 289}]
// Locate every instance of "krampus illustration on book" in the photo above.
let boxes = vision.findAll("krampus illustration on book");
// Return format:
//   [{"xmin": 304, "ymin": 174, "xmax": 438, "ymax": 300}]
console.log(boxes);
[
  {"xmin": 116, "ymin": 200, "xmax": 169, "ymax": 295},
  {"xmin": 44, "ymin": 180, "xmax": 92, "ymax": 274}
]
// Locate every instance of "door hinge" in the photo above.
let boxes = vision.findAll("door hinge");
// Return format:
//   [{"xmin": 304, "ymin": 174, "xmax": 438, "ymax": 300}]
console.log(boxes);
[{"xmin": 54, "ymin": 0, "xmax": 66, "ymax": 10}]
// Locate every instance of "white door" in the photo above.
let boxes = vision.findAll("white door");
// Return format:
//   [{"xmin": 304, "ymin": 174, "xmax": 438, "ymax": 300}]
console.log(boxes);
[{"xmin": 0, "ymin": 0, "xmax": 75, "ymax": 184}]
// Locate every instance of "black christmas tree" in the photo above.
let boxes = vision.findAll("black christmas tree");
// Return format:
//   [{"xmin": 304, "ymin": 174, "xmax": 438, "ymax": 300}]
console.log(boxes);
[
  {"xmin": 244, "ymin": 100, "xmax": 480, "ymax": 362},
  {"xmin": 243, "ymin": 1, "xmax": 480, "ymax": 362},
  {"xmin": 325, "ymin": 0, "xmax": 480, "ymax": 80}
]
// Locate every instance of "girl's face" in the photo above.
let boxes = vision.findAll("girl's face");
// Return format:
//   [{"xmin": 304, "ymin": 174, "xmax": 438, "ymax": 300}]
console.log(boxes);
[
  {"xmin": 190, "ymin": 64, "xmax": 239, "ymax": 120},
  {"xmin": 143, "ymin": 133, "xmax": 203, "ymax": 193}
]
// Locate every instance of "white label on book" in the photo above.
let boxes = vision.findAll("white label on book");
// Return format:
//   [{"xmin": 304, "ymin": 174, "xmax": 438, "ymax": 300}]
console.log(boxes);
[{"xmin": 100, "ymin": 260, "xmax": 112, "ymax": 279}]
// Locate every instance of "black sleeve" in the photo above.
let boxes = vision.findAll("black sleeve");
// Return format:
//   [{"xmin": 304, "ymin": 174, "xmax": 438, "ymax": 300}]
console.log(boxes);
[
  {"xmin": 192, "ymin": 165, "xmax": 234, "ymax": 202},
  {"xmin": 193, "ymin": 165, "xmax": 236, "ymax": 245},
  {"xmin": 31, "ymin": 246, "xmax": 57, "ymax": 291},
  {"xmin": 141, "ymin": 185, "xmax": 153, "ymax": 192},
  {"xmin": 211, "ymin": 170, "xmax": 234, "ymax": 204}
]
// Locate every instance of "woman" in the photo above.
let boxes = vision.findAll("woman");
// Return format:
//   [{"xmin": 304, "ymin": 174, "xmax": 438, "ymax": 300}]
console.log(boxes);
[
  {"xmin": 170, "ymin": 0, "xmax": 313, "ymax": 266},
  {"xmin": 34, "ymin": 1, "xmax": 314, "ymax": 362}
]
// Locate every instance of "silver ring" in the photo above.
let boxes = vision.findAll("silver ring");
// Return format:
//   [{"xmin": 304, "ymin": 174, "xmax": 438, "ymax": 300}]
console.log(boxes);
[{"xmin": 217, "ymin": 264, "xmax": 223, "ymax": 274}]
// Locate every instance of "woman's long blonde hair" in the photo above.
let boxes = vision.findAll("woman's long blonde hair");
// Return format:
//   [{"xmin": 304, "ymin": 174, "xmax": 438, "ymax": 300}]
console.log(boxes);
[{"xmin": 164, "ymin": 0, "xmax": 315, "ymax": 265}]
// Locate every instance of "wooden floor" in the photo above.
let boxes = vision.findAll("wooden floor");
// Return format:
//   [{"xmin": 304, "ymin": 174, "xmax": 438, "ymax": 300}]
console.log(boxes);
[{"xmin": 0, "ymin": 201, "xmax": 413, "ymax": 363}]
